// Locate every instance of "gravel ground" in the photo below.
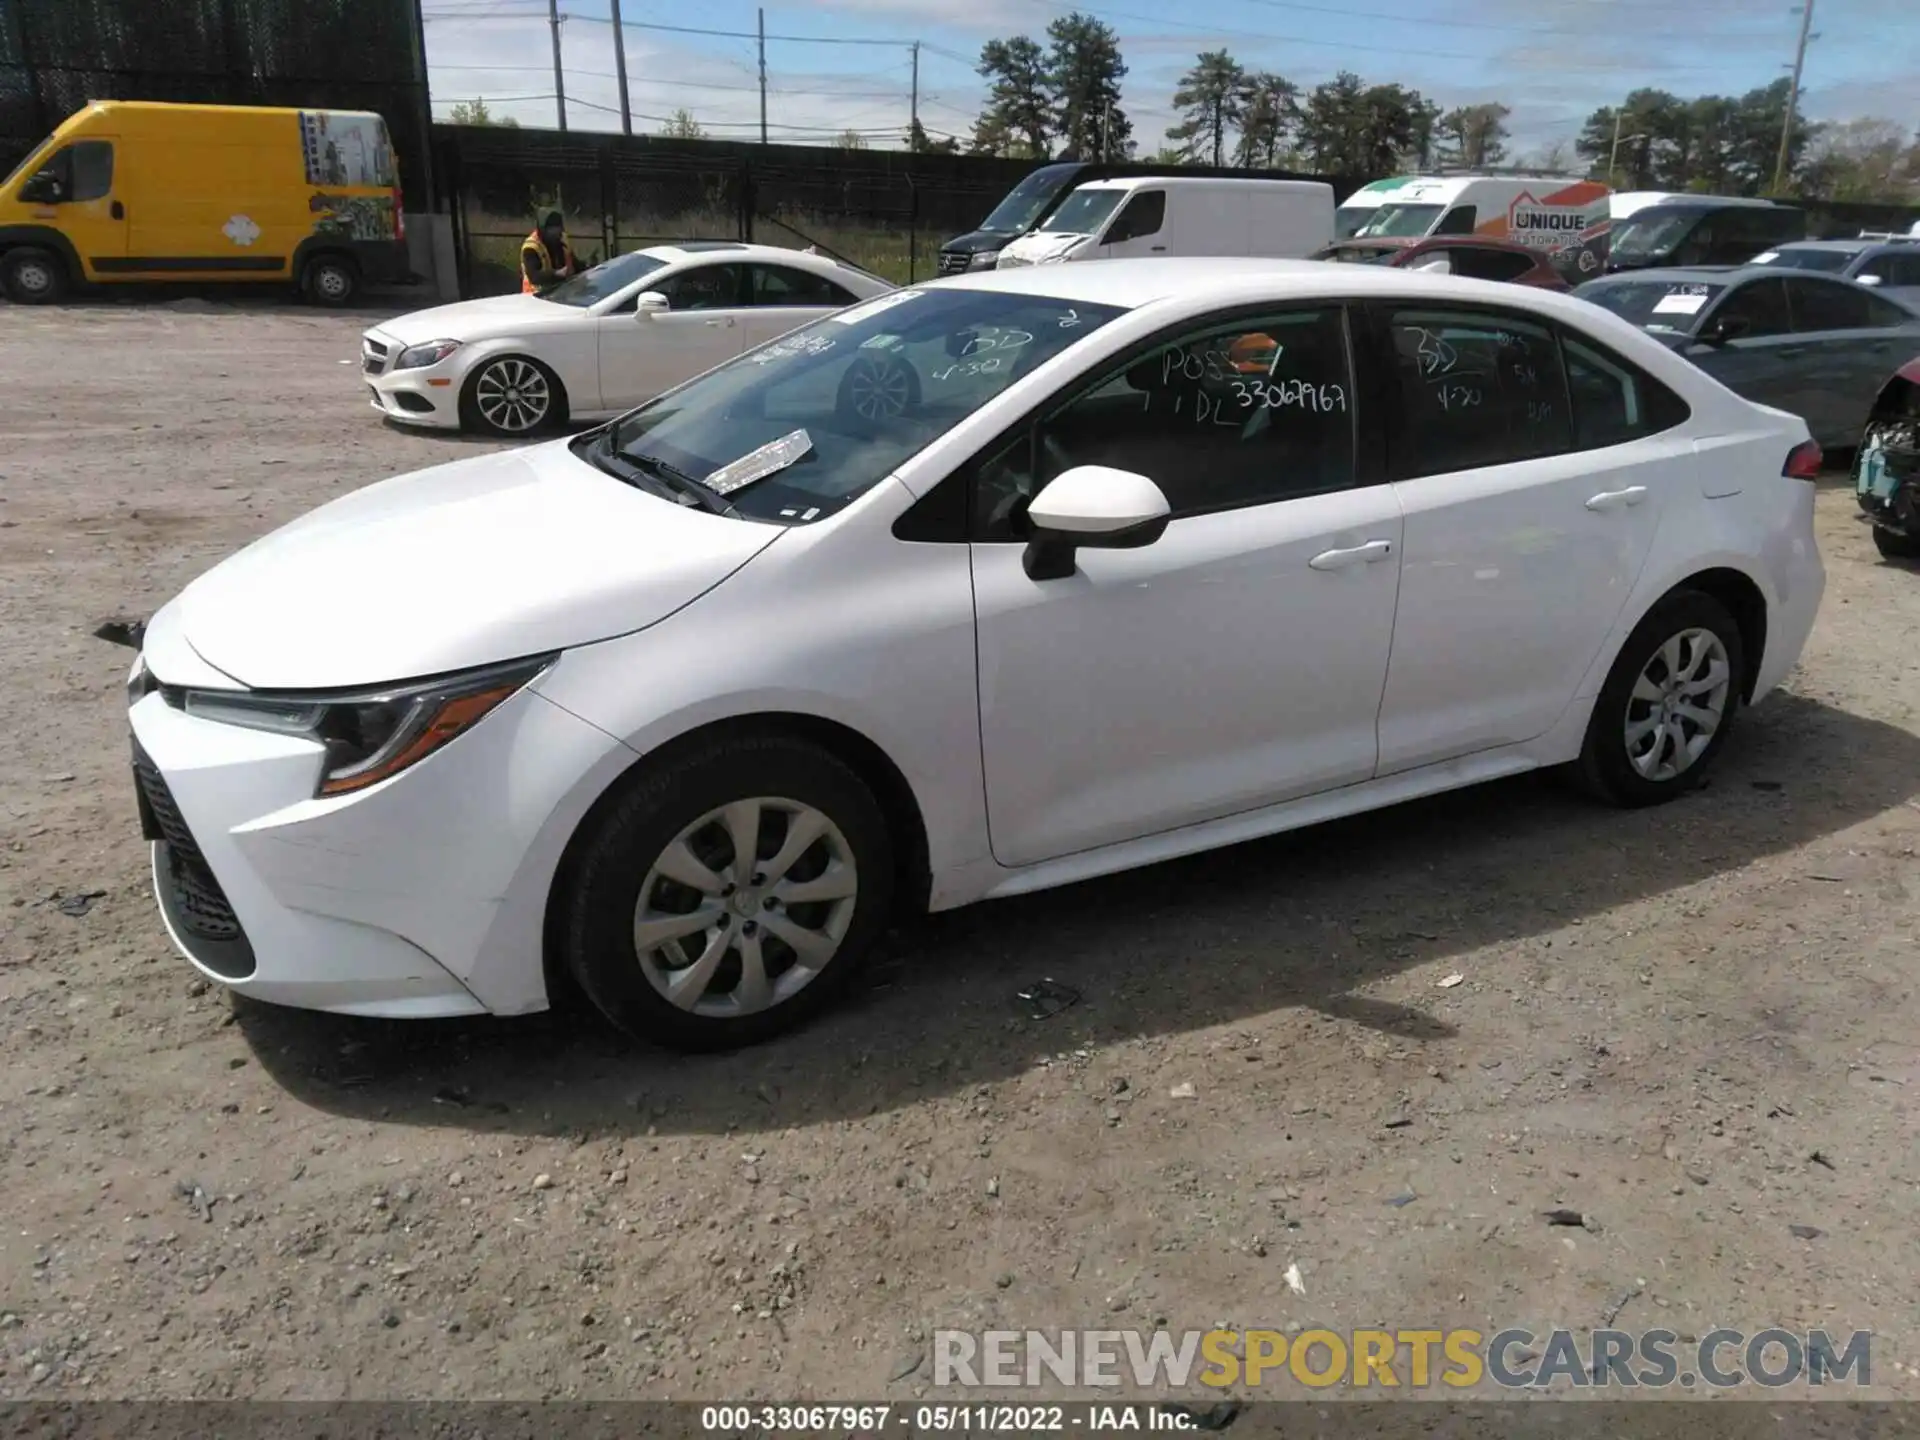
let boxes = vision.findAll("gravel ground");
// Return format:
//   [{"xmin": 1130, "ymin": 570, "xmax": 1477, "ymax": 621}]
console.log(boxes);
[{"xmin": 2, "ymin": 300, "xmax": 1918, "ymax": 1403}]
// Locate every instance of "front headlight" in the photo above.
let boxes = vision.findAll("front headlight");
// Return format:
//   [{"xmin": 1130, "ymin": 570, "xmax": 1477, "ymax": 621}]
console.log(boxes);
[
  {"xmin": 179, "ymin": 655, "xmax": 554, "ymax": 797},
  {"xmin": 967, "ymin": 250, "xmax": 1000, "ymax": 270},
  {"xmin": 395, "ymin": 339, "xmax": 463, "ymax": 370}
]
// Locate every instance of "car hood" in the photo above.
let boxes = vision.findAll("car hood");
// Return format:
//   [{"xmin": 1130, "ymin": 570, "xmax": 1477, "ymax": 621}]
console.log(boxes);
[
  {"xmin": 997, "ymin": 232, "xmax": 1089, "ymax": 267},
  {"xmin": 172, "ymin": 442, "xmax": 785, "ymax": 691},
  {"xmin": 940, "ymin": 228, "xmax": 1021, "ymax": 254},
  {"xmin": 370, "ymin": 294, "xmax": 568, "ymax": 346}
]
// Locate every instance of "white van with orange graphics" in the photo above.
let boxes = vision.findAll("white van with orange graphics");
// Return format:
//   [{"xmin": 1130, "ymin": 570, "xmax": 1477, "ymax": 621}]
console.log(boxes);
[{"xmin": 1352, "ymin": 174, "xmax": 1612, "ymax": 277}]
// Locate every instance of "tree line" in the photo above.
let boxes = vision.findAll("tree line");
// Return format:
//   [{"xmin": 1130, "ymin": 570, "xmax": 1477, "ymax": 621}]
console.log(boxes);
[{"xmin": 950, "ymin": 12, "xmax": 1920, "ymax": 202}]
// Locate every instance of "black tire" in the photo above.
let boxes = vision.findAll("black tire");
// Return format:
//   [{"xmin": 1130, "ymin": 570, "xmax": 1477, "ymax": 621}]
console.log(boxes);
[
  {"xmin": 1575, "ymin": 589, "xmax": 1746, "ymax": 808},
  {"xmin": 1873, "ymin": 524, "xmax": 1920, "ymax": 560},
  {"xmin": 2, "ymin": 246, "xmax": 69, "ymax": 304},
  {"xmin": 302, "ymin": 255, "xmax": 358, "ymax": 307},
  {"xmin": 459, "ymin": 354, "xmax": 568, "ymax": 438},
  {"xmin": 560, "ymin": 734, "xmax": 895, "ymax": 1051}
]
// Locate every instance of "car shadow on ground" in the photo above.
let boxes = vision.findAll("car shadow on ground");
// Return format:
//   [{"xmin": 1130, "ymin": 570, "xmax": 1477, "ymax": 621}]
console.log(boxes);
[{"xmin": 237, "ymin": 691, "xmax": 1920, "ymax": 1137}]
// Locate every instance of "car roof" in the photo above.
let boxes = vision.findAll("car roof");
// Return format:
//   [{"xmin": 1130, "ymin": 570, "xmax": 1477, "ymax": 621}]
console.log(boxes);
[
  {"xmin": 925, "ymin": 256, "xmax": 1580, "ymax": 314},
  {"xmin": 1772, "ymin": 239, "xmax": 1870, "ymax": 254},
  {"xmin": 1584, "ymin": 266, "xmax": 1748, "ymax": 285}
]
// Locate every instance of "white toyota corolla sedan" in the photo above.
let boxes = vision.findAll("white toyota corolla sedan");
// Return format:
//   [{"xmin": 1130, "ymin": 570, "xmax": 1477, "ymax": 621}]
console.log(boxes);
[
  {"xmin": 360, "ymin": 241, "xmax": 894, "ymax": 437},
  {"xmin": 131, "ymin": 259, "xmax": 1825, "ymax": 1049}
]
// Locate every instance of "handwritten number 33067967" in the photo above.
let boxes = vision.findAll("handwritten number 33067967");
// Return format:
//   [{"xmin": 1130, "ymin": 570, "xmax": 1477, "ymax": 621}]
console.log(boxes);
[{"xmin": 1230, "ymin": 378, "xmax": 1348, "ymax": 414}]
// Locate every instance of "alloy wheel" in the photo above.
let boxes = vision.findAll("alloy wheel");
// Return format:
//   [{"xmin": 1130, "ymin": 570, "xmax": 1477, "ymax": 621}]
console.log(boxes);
[
  {"xmin": 631, "ymin": 797, "xmax": 859, "ymax": 1018},
  {"xmin": 1623, "ymin": 627, "xmax": 1732, "ymax": 783},
  {"xmin": 474, "ymin": 358, "xmax": 552, "ymax": 434}
]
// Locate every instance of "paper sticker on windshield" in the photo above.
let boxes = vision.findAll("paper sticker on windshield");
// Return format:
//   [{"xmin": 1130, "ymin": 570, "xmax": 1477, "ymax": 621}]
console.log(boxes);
[
  {"xmin": 705, "ymin": 429, "xmax": 813, "ymax": 495},
  {"xmin": 830, "ymin": 291, "xmax": 921, "ymax": 325},
  {"xmin": 1653, "ymin": 293, "xmax": 1708, "ymax": 315}
]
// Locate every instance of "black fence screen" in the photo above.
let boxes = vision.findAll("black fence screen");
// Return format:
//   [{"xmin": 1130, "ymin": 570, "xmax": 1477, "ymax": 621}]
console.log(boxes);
[
  {"xmin": 436, "ymin": 124, "xmax": 1045, "ymax": 296},
  {"xmin": 437, "ymin": 124, "xmax": 1381, "ymax": 297},
  {"xmin": 0, "ymin": 0, "xmax": 431, "ymax": 197}
]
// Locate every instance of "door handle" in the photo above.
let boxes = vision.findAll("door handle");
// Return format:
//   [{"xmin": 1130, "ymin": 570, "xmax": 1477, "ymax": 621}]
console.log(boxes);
[
  {"xmin": 1150, "ymin": 244, "xmax": 1167, "ymax": 252},
  {"xmin": 1585, "ymin": 485, "xmax": 1648, "ymax": 511},
  {"xmin": 110, "ymin": 200, "xmax": 124, "ymax": 220},
  {"xmin": 1308, "ymin": 539, "xmax": 1394, "ymax": 571}
]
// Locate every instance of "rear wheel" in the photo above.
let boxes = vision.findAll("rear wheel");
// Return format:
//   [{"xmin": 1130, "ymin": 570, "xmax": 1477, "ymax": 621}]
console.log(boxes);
[
  {"xmin": 1873, "ymin": 524, "xmax": 1920, "ymax": 560},
  {"xmin": 559, "ymin": 735, "xmax": 895, "ymax": 1051},
  {"xmin": 2, "ymin": 247, "xmax": 68, "ymax": 304},
  {"xmin": 302, "ymin": 255, "xmax": 358, "ymax": 307},
  {"xmin": 1576, "ymin": 589, "xmax": 1745, "ymax": 808}
]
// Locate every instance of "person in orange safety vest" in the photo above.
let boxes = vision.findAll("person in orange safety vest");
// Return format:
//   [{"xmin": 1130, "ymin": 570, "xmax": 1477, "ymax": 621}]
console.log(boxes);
[{"xmin": 520, "ymin": 210, "xmax": 579, "ymax": 294}]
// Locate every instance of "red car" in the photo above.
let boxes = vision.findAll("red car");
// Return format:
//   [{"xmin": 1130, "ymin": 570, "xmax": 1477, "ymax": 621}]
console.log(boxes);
[{"xmin": 1310, "ymin": 235, "xmax": 1572, "ymax": 290}]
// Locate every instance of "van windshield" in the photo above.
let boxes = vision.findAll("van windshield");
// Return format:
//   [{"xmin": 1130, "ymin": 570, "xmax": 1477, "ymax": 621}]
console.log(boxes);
[
  {"xmin": 979, "ymin": 166, "xmax": 1080, "ymax": 233},
  {"xmin": 1332, "ymin": 205, "xmax": 1380, "ymax": 239},
  {"xmin": 2, "ymin": 137, "xmax": 53, "ymax": 192},
  {"xmin": 1607, "ymin": 210, "xmax": 1701, "ymax": 259},
  {"xmin": 1356, "ymin": 203, "xmax": 1445, "ymax": 238},
  {"xmin": 1039, "ymin": 188, "xmax": 1125, "ymax": 236}
]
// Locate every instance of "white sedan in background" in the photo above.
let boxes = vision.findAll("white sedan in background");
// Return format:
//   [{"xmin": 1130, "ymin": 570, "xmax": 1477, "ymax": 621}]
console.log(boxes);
[
  {"xmin": 134, "ymin": 260, "xmax": 1823, "ymax": 1050},
  {"xmin": 361, "ymin": 241, "xmax": 894, "ymax": 437}
]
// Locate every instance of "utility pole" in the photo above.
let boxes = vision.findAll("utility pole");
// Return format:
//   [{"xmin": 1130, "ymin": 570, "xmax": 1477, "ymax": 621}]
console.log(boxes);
[
  {"xmin": 609, "ymin": 0, "xmax": 631, "ymax": 134},
  {"xmin": 758, "ymin": 9, "xmax": 769, "ymax": 144},
  {"xmin": 1608, "ymin": 107, "xmax": 1625, "ymax": 181},
  {"xmin": 909, "ymin": 41, "xmax": 920, "ymax": 149},
  {"xmin": 547, "ymin": 0, "xmax": 567, "ymax": 131},
  {"xmin": 1773, "ymin": 0, "xmax": 1814, "ymax": 193}
]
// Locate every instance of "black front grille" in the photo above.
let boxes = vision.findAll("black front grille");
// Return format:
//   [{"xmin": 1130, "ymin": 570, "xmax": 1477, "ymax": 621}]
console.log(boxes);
[
  {"xmin": 938, "ymin": 251, "xmax": 971, "ymax": 275},
  {"xmin": 132, "ymin": 743, "xmax": 241, "ymax": 944},
  {"xmin": 362, "ymin": 338, "xmax": 389, "ymax": 374}
]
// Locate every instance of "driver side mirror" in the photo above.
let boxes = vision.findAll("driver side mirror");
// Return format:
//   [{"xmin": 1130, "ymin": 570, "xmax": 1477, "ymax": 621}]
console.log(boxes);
[
  {"xmin": 1021, "ymin": 466, "xmax": 1172, "ymax": 582},
  {"xmin": 1699, "ymin": 314, "xmax": 1749, "ymax": 346},
  {"xmin": 20, "ymin": 170, "xmax": 64, "ymax": 204},
  {"xmin": 634, "ymin": 290, "xmax": 669, "ymax": 319}
]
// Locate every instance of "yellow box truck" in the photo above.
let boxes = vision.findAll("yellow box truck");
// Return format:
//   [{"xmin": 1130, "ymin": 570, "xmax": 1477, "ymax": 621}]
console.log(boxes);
[{"xmin": 0, "ymin": 100, "xmax": 411, "ymax": 306}]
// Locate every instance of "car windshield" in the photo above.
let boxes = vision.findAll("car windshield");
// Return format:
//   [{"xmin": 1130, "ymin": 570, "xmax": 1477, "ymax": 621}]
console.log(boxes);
[
  {"xmin": 1319, "ymin": 243, "xmax": 1400, "ymax": 264},
  {"xmin": 1607, "ymin": 211, "xmax": 1701, "ymax": 258},
  {"xmin": 1577, "ymin": 278, "xmax": 1726, "ymax": 332},
  {"xmin": 1749, "ymin": 247, "xmax": 1854, "ymax": 273},
  {"xmin": 1332, "ymin": 205, "xmax": 1380, "ymax": 240},
  {"xmin": 1038, "ymin": 188, "xmax": 1125, "ymax": 236},
  {"xmin": 1356, "ymin": 203, "xmax": 1445, "ymax": 238},
  {"xmin": 979, "ymin": 166, "xmax": 1079, "ymax": 233},
  {"xmin": 540, "ymin": 251, "xmax": 668, "ymax": 307},
  {"xmin": 591, "ymin": 287, "xmax": 1126, "ymax": 524}
]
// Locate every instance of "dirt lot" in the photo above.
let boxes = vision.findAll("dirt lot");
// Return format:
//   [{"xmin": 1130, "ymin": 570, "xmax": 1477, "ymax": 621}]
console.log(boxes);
[{"xmin": 2, "ymin": 300, "xmax": 1918, "ymax": 1404}]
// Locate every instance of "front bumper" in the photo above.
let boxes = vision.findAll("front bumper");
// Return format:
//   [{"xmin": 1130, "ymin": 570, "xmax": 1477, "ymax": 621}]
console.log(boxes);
[
  {"xmin": 127, "ymin": 662, "xmax": 626, "ymax": 1019},
  {"xmin": 361, "ymin": 329, "xmax": 463, "ymax": 430}
]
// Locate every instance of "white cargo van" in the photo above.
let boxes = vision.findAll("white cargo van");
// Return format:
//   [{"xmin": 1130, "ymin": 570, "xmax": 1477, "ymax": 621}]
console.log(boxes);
[{"xmin": 993, "ymin": 176, "xmax": 1334, "ymax": 268}]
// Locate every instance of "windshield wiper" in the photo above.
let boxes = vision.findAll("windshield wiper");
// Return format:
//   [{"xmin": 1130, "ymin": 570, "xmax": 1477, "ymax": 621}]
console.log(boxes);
[
  {"xmin": 580, "ymin": 432, "xmax": 740, "ymax": 516},
  {"xmin": 622, "ymin": 445, "xmax": 742, "ymax": 517}
]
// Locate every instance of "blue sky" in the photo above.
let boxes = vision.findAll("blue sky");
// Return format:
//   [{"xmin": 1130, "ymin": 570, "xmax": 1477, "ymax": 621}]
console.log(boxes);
[{"xmin": 420, "ymin": 0, "xmax": 1920, "ymax": 157}]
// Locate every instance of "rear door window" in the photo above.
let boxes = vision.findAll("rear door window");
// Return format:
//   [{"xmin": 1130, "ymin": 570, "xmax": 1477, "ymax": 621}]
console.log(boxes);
[
  {"xmin": 1384, "ymin": 306, "xmax": 1572, "ymax": 477},
  {"xmin": 1451, "ymin": 247, "xmax": 1534, "ymax": 281},
  {"xmin": 1786, "ymin": 276, "xmax": 1871, "ymax": 333}
]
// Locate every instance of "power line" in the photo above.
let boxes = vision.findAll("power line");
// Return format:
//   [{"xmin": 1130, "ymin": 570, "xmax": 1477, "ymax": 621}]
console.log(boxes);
[{"xmin": 421, "ymin": 7, "xmax": 913, "ymax": 44}]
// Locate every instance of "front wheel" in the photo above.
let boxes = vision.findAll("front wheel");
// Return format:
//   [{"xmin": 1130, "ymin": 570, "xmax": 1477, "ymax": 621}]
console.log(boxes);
[
  {"xmin": 559, "ymin": 735, "xmax": 895, "ymax": 1050},
  {"xmin": 1576, "ymin": 589, "xmax": 1746, "ymax": 808},
  {"xmin": 2, "ymin": 247, "xmax": 68, "ymax": 304},
  {"xmin": 1873, "ymin": 524, "xmax": 1920, "ymax": 560},
  {"xmin": 461, "ymin": 355, "xmax": 565, "ymax": 438}
]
